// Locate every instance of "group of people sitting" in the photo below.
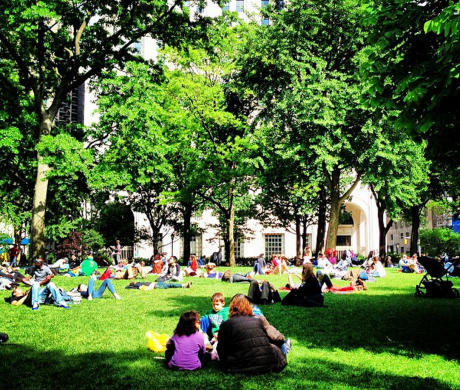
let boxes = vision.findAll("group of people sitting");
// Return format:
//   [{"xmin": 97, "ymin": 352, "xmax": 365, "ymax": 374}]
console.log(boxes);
[
  {"xmin": 3, "ymin": 258, "xmax": 123, "ymax": 310},
  {"xmin": 166, "ymin": 290, "xmax": 290, "ymax": 374},
  {"xmin": 398, "ymin": 253, "xmax": 424, "ymax": 273}
]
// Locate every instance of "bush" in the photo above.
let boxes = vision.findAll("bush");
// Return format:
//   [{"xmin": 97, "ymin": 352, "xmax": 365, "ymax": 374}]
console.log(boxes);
[{"xmin": 419, "ymin": 228, "xmax": 460, "ymax": 257}]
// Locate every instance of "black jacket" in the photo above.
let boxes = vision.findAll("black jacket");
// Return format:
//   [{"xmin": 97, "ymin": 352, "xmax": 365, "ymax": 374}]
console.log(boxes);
[{"xmin": 217, "ymin": 315, "xmax": 287, "ymax": 374}]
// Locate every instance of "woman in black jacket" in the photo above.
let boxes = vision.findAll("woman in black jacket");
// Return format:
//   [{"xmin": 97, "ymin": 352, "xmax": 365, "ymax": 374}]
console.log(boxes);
[
  {"xmin": 281, "ymin": 263, "xmax": 326, "ymax": 307},
  {"xmin": 216, "ymin": 294, "xmax": 289, "ymax": 374}
]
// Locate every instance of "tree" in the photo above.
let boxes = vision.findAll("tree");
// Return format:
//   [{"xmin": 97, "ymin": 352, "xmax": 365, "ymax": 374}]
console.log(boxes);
[
  {"xmin": 237, "ymin": 0, "xmax": 376, "ymax": 250},
  {"xmin": 0, "ymin": 0, "xmax": 215, "ymax": 260},
  {"xmin": 160, "ymin": 19, "xmax": 257, "ymax": 265},
  {"xmin": 361, "ymin": 124, "xmax": 430, "ymax": 256},
  {"xmin": 363, "ymin": 0, "xmax": 460, "ymax": 191},
  {"xmin": 419, "ymin": 228, "xmax": 460, "ymax": 258}
]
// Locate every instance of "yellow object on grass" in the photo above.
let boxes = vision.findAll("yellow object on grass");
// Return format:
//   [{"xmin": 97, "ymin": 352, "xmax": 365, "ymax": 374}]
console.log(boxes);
[{"xmin": 146, "ymin": 331, "xmax": 170, "ymax": 352}]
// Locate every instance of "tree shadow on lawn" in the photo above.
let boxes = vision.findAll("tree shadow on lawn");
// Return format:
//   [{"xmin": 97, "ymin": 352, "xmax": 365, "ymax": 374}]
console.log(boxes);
[
  {"xmin": 0, "ymin": 343, "xmax": 455, "ymax": 390},
  {"xmin": 261, "ymin": 292, "xmax": 460, "ymax": 362}
]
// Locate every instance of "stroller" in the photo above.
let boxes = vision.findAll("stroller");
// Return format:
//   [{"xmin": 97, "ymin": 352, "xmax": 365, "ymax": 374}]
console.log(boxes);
[{"xmin": 415, "ymin": 256, "xmax": 460, "ymax": 299}]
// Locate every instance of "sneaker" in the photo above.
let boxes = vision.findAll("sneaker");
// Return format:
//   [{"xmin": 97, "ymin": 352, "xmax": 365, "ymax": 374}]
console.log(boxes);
[
  {"xmin": 183, "ymin": 282, "xmax": 192, "ymax": 288},
  {"xmin": 281, "ymin": 338, "xmax": 292, "ymax": 355},
  {"xmin": 59, "ymin": 303, "xmax": 70, "ymax": 309},
  {"xmin": 87, "ymin": 295, "xmax": 93, "ymax": 301},
  {"xmin": 113, "ymin": 293, "xmax": 122, "ymax": 300},
  {"xmin": 32, "ymin": 303, "xmax": 39, "ymax": 311}
]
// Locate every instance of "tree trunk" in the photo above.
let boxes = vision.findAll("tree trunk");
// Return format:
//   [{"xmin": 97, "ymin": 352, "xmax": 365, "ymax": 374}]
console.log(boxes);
[
  {"xmin": 325, "ymin": 168, "xmax": 341, "ymax": 249},
  {"xmin": 301, "ymin": 217, "xmax": 307, "ymax": 253},
  {"xmin": 227, "ymin": 188, "xmax": 235, "ymax": 267},
  {"xmin": 30, "ymin": 155, "xmax": 50, "ymax": 261},
  {"xmin": 410, "ymin": 205, "xmax": 421, "ymax": 255},
  {"xmin": 295, "ymin": 213, "xmax": 301, "ymax": 259},
  {"xmin": 377, "ymin": 205, "xmax": 393, "ymax": 257},
  {"xmin": 30, "ymin": 114, "xmax": 54, "ymax": 261},
  {"xmin": 181, "ymin": 202, "xmax": 193, "ymax": 265},
  {"xmin": 326, "ymin": 198, "xmax": 341, "ymax": 250},
  {"xmin": 315, "ymin": 185, "xmax": 327, "ymax": 258}
]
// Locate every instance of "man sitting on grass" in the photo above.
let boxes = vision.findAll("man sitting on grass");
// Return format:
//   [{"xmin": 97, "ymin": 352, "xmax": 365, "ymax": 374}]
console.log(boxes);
[{"xmin": 29, "ymin": 258, "xmax": 69, "ymax": 311}]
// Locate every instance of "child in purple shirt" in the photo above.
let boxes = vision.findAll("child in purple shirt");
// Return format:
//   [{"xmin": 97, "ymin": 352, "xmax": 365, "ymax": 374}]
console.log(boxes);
[{"xmin": 165, "ymin": 310, "xmax": 210, "ymax": 370}]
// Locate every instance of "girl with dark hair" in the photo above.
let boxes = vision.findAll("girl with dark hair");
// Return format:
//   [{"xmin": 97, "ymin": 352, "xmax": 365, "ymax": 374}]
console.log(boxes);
[
  {"xmin": 217, "ymin": 294, "xmax": 289, "ymax": 374},
  {"xmin": 281, "ymin": 263, "xmax": 327, "ymax": 307},
  {"xmin": 165, "ymin": 310, "xmax": 210, "ymax": 370}
]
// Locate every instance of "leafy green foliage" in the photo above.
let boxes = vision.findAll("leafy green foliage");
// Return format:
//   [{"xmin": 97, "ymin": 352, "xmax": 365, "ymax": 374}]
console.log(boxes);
[{"xmin": 419, "ymin": 228, "xmax": 460, "ymax": 258}]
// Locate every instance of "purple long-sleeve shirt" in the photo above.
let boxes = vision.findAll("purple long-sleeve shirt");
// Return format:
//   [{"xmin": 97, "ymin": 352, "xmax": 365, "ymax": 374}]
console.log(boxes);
[{"xmin": 166, "ymin": 332, "xmax": 206, "ymax": 370}]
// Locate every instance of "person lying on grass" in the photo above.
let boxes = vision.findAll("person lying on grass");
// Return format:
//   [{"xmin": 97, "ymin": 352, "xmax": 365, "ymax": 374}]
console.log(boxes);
[
  {"xmin": 0, "ymin": 265, "xmax": 33, "ymax": 287},
  {"xmin": 165, "ymin": 310, "xmax": 210, "ymax": 371},
  {"xmin": 4, "ymin": 284, "xmax": 70, "ymax": 310},
  {"xmin": 221, "ymin": 270, "xmax": 253, "ymax": 283},
  {"xmin": 125, "ymin": 281, "xmax": 192, "ymax": 290},
  {"xmin": 76, "ymin": 274, "xmax": 121, "ymax": 300},
  {"xmin": 217, "ymin": 294, "xmax": 290, "ymax": 374}
]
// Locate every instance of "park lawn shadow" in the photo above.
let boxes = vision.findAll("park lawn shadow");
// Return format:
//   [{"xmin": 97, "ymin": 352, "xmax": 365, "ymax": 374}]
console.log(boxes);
[{"xmin": 0, "ymin": 342, "xmax": 455, "ymax": 390}]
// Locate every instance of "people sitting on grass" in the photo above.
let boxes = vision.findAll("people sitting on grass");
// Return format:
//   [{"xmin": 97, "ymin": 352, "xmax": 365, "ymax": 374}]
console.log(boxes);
[
  {"xmin": 272, "ymin": 255, "xmax": 290, "ymax": 275},
  {"xmin": 28, "ymin": 258, "xmax": 70, "ymax": 311},
  {"xmin": 201, "ymin": 292, "xmax": 264, "ymax": 343},
  {"xmin": 384, "ymin": 255, "xmax": 395, "ymax": 268},
  {"xmin": 370, "ymin": 256, "xmax": 386, "ymax": 277},
  {"xmin": 156, "ymin": 256, "xmax": 183, "ymax": 282},
  {"xmin": 253, "ymin": 253, "xmax": 267, "ymax": 275},
  {"xmin": 76, "ymin": 274, "xmax": 121, "ymax": 300},
  {"xmin": 399, "ymin": 254, "xmax": 422, "ymax": 273},
  {"xmin": 125, "ymin": 281, "xmax": 192, "ymax": 290},
  {"xmin": 165, "ymin": 310, "xmax": 210, "ymax": 371},
  {"xmin": 201, "ymin": 263, "xmax": 223, "ymax": 279},
  {"xmin": 282, "ymin": 263, "xmax": 329, "ymax": 307},
  {"xmin": 184, "ymin": 255, "xmax": 203, "ymax": 277},
  {"xmin": 317, "ymin": 253, "xmax": 333, "ymax": 272},
  {"xmin": 216, "ymin": 294, "xmax": 290, "ymax": 374}
]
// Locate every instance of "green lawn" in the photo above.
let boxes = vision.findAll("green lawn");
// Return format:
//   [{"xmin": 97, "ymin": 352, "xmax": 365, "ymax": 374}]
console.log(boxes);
[{"xmin": 1, "ymin": 267, "xmax": 460, "ymax": 390}]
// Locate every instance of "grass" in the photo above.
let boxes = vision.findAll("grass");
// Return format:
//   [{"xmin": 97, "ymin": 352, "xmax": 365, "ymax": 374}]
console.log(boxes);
[{"xmin": 1, "ymin": 267, "xmax": 460, "ymax": 390}]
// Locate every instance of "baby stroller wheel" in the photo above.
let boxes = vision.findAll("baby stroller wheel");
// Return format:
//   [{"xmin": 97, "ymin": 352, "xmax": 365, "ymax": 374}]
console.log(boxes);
[
  {"xmin": 449, "ymin": 288, "xmax": 459, "ymax": 299},
  {"xmin": 415, "ymin": 290, "xmax": 424, "ymax": 298}
]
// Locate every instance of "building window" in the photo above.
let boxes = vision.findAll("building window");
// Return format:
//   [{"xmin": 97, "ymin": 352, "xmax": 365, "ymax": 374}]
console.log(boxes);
[
  {"xmin": 401, "ymin": 247, "xmax": 405, "ymax": 254},
  {"xmin": 234, "ymin": 237, "xmax": 244, "ymax": 259},
  {"xmin": 336, "ymin": 235, "xmax": 351, "ymax": 246},
  {"xmin": 264, "ymin": 234, "xmax": 284, "ymax": 258},
  {"xmin": 180, "ymin": 234, "xmax": 202, "ymax": 258},
  {"xmin": 236, "ymin": 0, "xmax": 244, "ymax": 12},
  {"xmin": 394, "ymin": 221, "xmax": 398, "ymax": 228},
  {"xmin": 223, "ymin": 2, "xmax": 229, "ymax": 11},
  {"xmin": 405, "ymin": 232, "xmax": 410, "ymax": 238},
  {"xmin": 400, "ymin": 233, "xmax": 404, "ymax": 239},
  {"xmin": 390, "ymin": 234, "xmax": 394, "ymax": 241}
]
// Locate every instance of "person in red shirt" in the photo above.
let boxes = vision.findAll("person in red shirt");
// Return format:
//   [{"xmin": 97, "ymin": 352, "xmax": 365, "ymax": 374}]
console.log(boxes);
[{"xmin": 9, "ymin": 244, "xmax": 20, "ymax": 267}]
